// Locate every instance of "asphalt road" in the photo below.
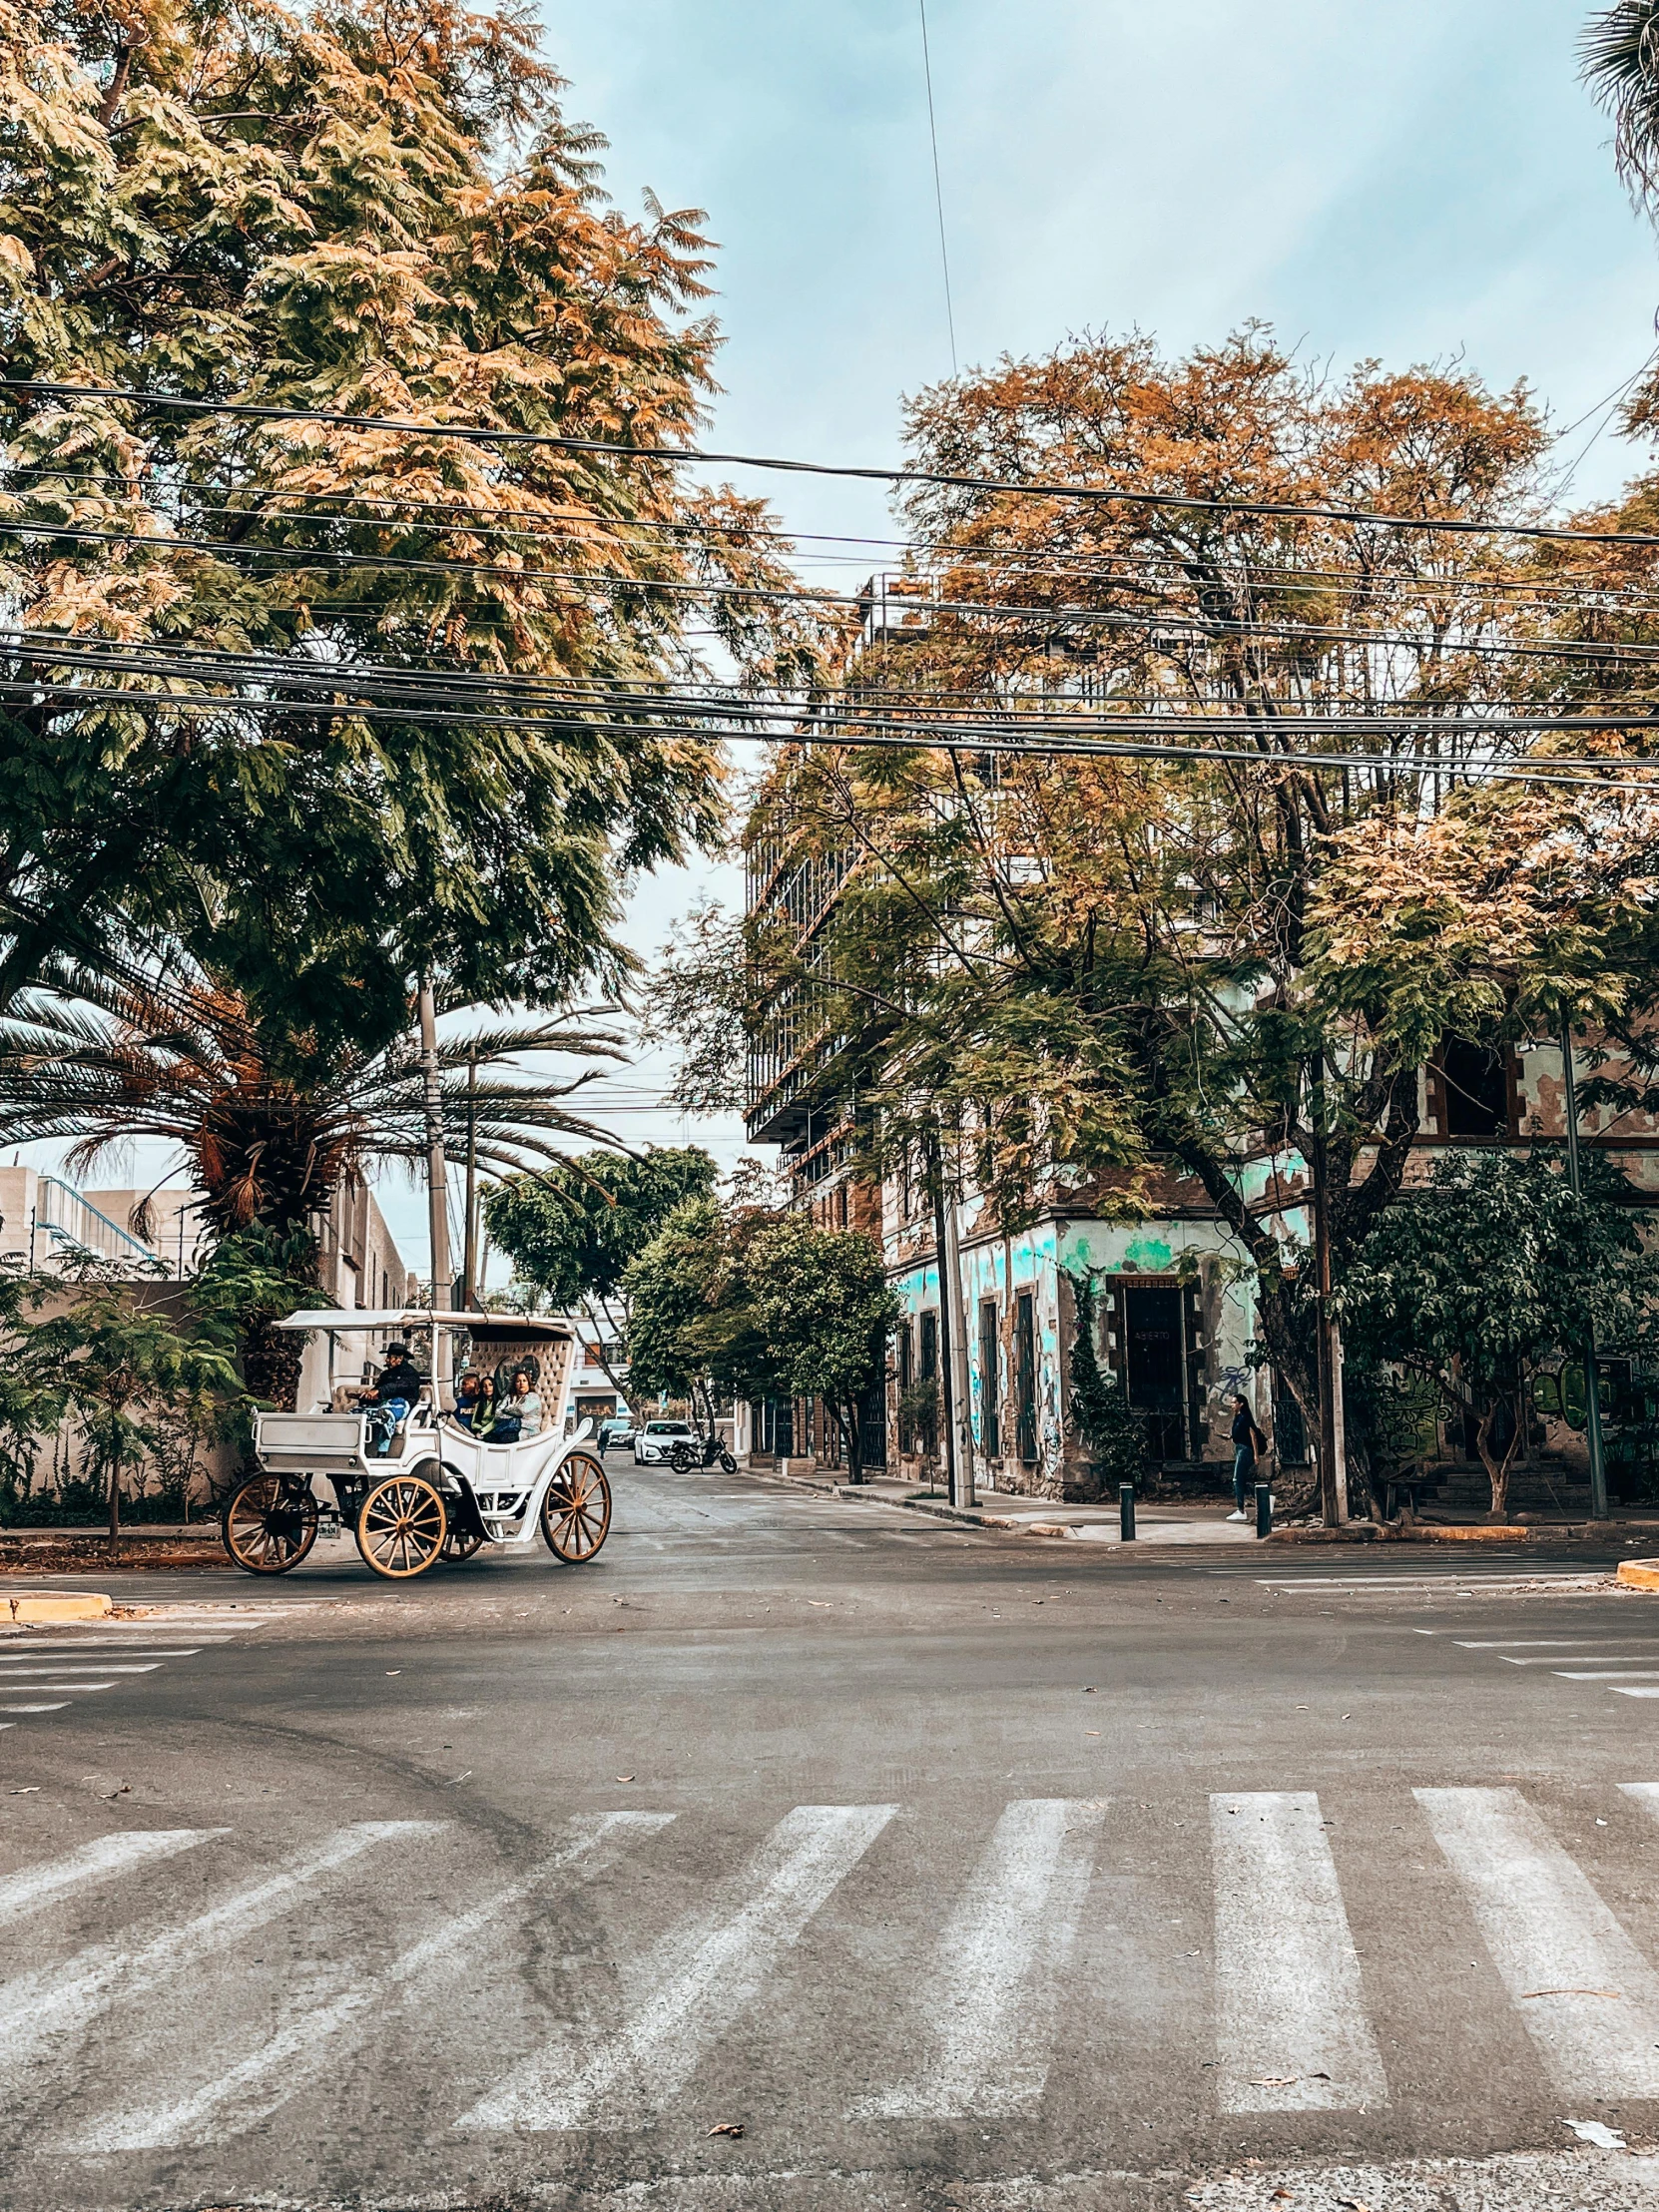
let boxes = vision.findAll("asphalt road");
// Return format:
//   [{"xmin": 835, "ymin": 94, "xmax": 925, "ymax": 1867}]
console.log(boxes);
[{"xmin": 7, "ymin": 1464, "xmax": 1659, "ymax": 2211}]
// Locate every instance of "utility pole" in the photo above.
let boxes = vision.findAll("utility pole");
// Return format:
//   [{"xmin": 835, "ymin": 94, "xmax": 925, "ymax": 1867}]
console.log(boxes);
[
  {"xmin": 938, "ymin": 1144, "xmax": 974, "ymax": 1509},
  {"xmin": 924, "ymin": 1128, "xmax": 970, "ymax": 1508},
  {"xmin": 462, "ymin": 1048, "xmax": 478, "ymax": 1309},
  {"xmin": 1309, "ymin": 1049, "xmax": 1349, "ymax": 1526},
  {"xmin": 1560, "ymin": 1016, "xmax": 1610, "ymax": 1521},
  {"xmin": 416, "ymin": 980, "xmax": 452, "ymax": 1393}
]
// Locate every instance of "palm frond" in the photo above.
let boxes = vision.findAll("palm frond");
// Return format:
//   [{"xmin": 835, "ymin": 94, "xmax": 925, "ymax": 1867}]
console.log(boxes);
[{"xmin": 1584, "ymin": 1, "xmax": 1659, "ymax": 204}]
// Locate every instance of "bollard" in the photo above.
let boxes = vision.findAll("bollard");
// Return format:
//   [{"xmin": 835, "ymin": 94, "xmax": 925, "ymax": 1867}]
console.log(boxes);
[
  {"xmin": 1255, "ymin": 1480, "xmax": 1273, "ymax": 1539},
  {"xmin": 1119, "ymin": 1481, "xmax": 1136, "ymax": 1542}
]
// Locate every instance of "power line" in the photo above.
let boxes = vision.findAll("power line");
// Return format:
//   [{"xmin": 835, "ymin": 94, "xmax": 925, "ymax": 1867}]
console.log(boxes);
[
  {"xmin": 8, "ymin": 664, "xmax": 1658, "ymax": 791},
  {"xmin": 917, "ymin": 0, "xmax": 958, "ymax": 378},
  {"xmin": 13, "ymin": 513, "xmax": 1659, "ymax": 669},
  {"xmin": 14, "ymin": 462, "xmax": 1659, "ymax": 612},
  {"xmin": 13, "ymin": 379, "xmax": 1659, "ymax": 548}
]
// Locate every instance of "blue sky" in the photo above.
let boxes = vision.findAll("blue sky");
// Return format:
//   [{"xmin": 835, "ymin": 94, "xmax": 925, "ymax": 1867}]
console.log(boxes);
[{"xmin": 26, "ymin": 4, "xmax": 1659, "ymax": 1282}]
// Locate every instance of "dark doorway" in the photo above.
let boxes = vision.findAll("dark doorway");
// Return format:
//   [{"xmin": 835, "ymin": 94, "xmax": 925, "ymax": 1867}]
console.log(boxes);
[
  {"xmin": 1124, "ymin": 1285, "xmax": 1186, "ymax": 1461},
  {"xmin": 1014, "ymin": 1292, "xmax": 1038, "ymax": 1464},
  {"xmin": 1440, "ymin": 1038, "xmax": 1509, "ymax": 1139},
  {"xmin": 978, "ymin": 1298, "xmax": 1001, "ymax": 1460}
]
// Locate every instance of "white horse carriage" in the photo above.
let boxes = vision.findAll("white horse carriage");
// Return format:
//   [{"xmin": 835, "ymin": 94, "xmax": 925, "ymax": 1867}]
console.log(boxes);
[{"xmin": 222, "ymin": 1309, "xmax": 612, "ymax": 1580}]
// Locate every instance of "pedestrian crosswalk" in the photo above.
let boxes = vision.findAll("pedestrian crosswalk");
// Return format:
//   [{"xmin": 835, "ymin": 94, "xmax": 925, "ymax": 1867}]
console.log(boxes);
[
  {"xmin": 0, "ymin": 1609, "xmax": 294, "ymax": 1727},
  {"xmin": 1434, "ymin": 1631, "xmax": 1659, "ymax": 1705},
  {"xmin": 11, "ymin": 1781, "xmax": 1659, "ymax": 2151}
]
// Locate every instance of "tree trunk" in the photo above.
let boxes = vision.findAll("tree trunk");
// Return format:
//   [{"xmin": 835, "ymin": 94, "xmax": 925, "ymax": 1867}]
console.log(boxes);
[
  {"xmin": 243, "ymin": 1316, "xmax": 303, "ymax": 1413},
  {"xmin": 838, "ymin": 1398, "xmax": 864, "ymax": 1484},
  {"xmin": 1476, "ymin": 1403, "xmax": 1522, "ymax": 1521},
  {"xmin": 107, "ymin": 1449, "xmax": 121, "ymax": 1555}
]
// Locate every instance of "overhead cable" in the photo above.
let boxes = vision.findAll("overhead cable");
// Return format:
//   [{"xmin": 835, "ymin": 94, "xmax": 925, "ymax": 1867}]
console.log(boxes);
[{"xmin": 9, "ymin": 378, "xmax": 1659, "ymax": 548}]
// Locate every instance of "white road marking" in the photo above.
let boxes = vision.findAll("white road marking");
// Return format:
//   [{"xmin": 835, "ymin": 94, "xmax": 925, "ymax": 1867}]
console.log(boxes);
[
  {"xmin": 0, "ymin": 1703, "xmax": 67, "ymax": 1713},
  {"xmin": 0, "ymin": 1663, "xmax": 161, "ymax": 1675},
  {"xmin": 0, "ymin": 1831, "xmax": 217, "ymax": 1930},
  {"xmin": 1554, "ymin": 1670, "xmax": 1659, "ymax": 1680},
  {"xmin": 1212, "ymin": 1790, "xmax": 1386, "ymax": 2114},
  {"xmin": 1611, "ymin": 1687, "xmax": 1659, "ymax": 1698},
  {"xmin": 1499, "ymin": 1654, "xmax": 1659, "ymax": 1667},
  {"xmin": 461, "ymin": 1802, "xmax": 896, "ymax": 2132},
  {"xmin": 850, "ymin": 1798, "xmax": 1108, "ymax": 2119},
  {"xmin": 0, "ymin": 1821, "xmax": 442, "ymax": 2082},
  {"xmin": 1456, "ymin": 1640, "xmax": 1632, "ymax": 1650},
  {"xmin": 1416, "ymin": 1787, "xmax": 1659, "ymax": 2097},
  {"xmin": 0, "ymin": 1641, "xmax": 206, "ymax": 1653},
  {"xmin": 67, "ymin": 1812, "xmax": 674, "ymax": 2151},
  {"xmin": 0, "ymin": 1681, "xmax": 116, "ymax": 1693}
]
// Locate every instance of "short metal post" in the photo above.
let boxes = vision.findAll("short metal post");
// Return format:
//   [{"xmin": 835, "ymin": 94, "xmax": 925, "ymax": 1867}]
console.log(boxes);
[
  {"xmin": 1119, "ymin": 1481, "xmax": 1136, "ymax": 1542},
  {"xmin": 1255, "ymin": 1480, "xmax": 1273, "ymax": 1540}
]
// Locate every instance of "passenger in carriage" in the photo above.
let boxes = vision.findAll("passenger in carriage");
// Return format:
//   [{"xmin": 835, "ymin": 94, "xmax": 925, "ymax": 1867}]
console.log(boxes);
[
  {"xmin": 451, "ymin": 1371, "xmax": 482, "ymax": 1430},
  {"xmin": 469, "ymin": 1372, "xmax": 500, "ymax": 1440},
  {"xmin": 366, "ymin": 1342, "xmax": 425, "ymax": 1454},
  {"xmin": 510, "ymin": 1369, "xmax": 543, "ymax": 1437}
]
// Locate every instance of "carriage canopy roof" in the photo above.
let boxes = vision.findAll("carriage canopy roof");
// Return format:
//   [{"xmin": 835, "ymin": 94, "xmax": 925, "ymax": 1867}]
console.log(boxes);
[{"xmin": 276, "ymin": 1309, "xmax": 574, "ymax": 1337}]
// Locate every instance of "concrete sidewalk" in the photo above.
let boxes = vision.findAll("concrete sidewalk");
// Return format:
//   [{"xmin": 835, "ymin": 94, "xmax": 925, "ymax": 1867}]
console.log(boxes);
[
  {"xmin": 747, "ymin": 1466, "xmax": 1659, "ymax": 1549},
  {"xmin": 753, "ymin": 1467, "xmax": 1260, "ymax": 1544}
]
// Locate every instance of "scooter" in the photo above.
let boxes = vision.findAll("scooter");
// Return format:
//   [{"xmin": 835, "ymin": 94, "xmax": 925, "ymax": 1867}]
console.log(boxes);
[{"xmin": 669, "ymin": 1431, "xmax": 738, "ymax": 1474}]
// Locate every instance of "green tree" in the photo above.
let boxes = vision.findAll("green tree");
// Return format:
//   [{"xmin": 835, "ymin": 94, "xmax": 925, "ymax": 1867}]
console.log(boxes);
[
  {"xmin": 1340, "ymin": 1149, "xmax": 1659, "ymax": 1518},
  {"xmin": 18, "ymin": 1265, "xmax": 243, "ymax": 1549},
  {"xmin": 728, "ymin": 330, "xmax": 1558, "ymax": 1475},
  {"xmin": 746, "ymin": 1215, "xmax": 898, "ymax": 1482},
  {"xmin": 0, "ymin": 0, "xmax": 822, "ymax": 1035},
  {"xmin": 621, "ymin": 1195, "xmax": 775, "ymax": 1425},
  {"xmin": 484, "ymin": 1147, "xmax": 719, "ymax": 1411}
]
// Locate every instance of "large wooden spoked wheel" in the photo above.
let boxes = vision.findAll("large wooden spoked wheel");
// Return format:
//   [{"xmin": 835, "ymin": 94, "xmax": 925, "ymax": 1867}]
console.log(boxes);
[
  {"xmin": 355, "ymin": 1473, "xmax": 448, "ymax": 1580},
  {"xmin": 223, "ymin": 1474, "xmax": 319, "ymax": 1576},
  {"xmin": 540, "ymin": 1451, "xmax": 612, "ymax": 1565}
]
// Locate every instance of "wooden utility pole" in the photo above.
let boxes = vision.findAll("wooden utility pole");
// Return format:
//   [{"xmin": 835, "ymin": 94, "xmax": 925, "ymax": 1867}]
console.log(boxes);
[
  {"xmin": 1560, "ymin": 1017, "xmax": 1609, "ymax": 1521},
  {"xmin": 462, "ymin": 1048, "xmax": 478, "ymax": 1309},
  {"xmin": 416, "ymin": 980, "xmax": 452, "ymax": 1398}
]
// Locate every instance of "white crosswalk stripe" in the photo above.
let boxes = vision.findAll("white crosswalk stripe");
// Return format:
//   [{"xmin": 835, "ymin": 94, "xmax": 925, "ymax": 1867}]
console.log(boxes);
[
  {"xmin": 1416, "ymin": 1786, "xmax": 1659, "ymax": 2098},
  {"xmin": 459, "ymin": 1803, "xmax": 896, "ymax": 2133},
  {"xmin": 850, "ymin": 1798, "xmax": 1108, "ymax": 2119},
  {"xmin": 63, "ymin": 1812, "xmax": 675, "ymax": 2152},
  {"xmin": 1439, "ymin": 1634, "xmax": 1659, "ymax": 1706},
  {"xmin": 0, "ymin": 1822, "xmax": 442, "ymax": 2087},
  {"xmin": 0, "ymin": 1626, "xmax": 247, "ymax": 1727},
  {"xmin": 0, "ymin": 1831, "xmax": 218, "ymax": 1929},
  {"xmin": 1211, "ymin": 1790, "xmax": 1385, "ymax": 2113}
]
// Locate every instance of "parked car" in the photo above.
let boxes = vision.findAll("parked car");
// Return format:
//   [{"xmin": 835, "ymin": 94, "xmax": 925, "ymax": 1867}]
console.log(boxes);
[
  {"xmin": 634, "ymin": 1418, "xmax": 697, "ymax": 1465},
  {"xmin": 597, "ymin": 1417, "xmax": 635, "ymax": 1453}
]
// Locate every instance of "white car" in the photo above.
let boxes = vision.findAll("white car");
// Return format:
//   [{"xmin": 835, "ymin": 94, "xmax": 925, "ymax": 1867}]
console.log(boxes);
[{"xmin": 634, "ymin": 1418, "xmax": 697, "ymax": 1465}]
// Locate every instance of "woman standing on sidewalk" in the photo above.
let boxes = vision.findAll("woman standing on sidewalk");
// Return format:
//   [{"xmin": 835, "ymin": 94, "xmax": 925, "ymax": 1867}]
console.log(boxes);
[{"xmin": 1227, "ymin": 1394, "xmax": 1269, "ymax": 1521}]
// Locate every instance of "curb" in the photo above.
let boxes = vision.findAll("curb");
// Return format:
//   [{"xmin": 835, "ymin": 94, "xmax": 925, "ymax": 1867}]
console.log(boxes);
[
  {"xmin": 1619, "ymin": 1560, "xmax": 1659, "ymax": 1589},
  {"xmin": 7, "ymin": 1593, "xmax": 112, "ymax": 1622}
]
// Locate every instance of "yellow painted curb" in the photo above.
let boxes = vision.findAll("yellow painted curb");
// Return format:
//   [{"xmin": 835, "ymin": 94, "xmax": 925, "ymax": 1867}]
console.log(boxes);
[
  {"xmin": 7, "ymin": 1593, "xmax": 113, "ymax": 1622},
  {"xmin": 1403, "ymin": 1524, "xmax": 1532, "ymax": 1543},
  {"xmin": 1618, "ymin": 1560, "xmax": 1659, "ymax": 1589}
]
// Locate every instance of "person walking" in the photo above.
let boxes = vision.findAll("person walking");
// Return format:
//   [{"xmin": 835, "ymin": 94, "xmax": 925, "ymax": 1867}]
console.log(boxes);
[{"xmin": 1227, "ymin": 1392, "xmax": 1269, "ymax": 1521}]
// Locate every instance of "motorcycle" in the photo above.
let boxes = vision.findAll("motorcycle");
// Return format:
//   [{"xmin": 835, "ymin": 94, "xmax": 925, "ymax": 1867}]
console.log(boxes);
[{"xmin": 669, "ymin": 1431, "xmax": 738, "ymax": 1474}]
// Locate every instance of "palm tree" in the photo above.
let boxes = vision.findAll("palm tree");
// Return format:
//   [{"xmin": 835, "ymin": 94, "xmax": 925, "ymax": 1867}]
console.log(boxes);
[
  {"xmin": 1584, "ymin": 3, "xmax": 1659, "ymax": 206},
  {"xmin": 0, "ymin": 960, "xmax": 628, "ymax": 1403}
]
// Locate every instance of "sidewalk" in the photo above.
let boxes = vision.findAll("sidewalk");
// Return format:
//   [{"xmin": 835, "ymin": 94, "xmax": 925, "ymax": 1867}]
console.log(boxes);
[
  {"xmin": 752, "ymin": 1467, "xmax": 1259, "ymax": 1544},
  {"xmin": 745, "ymin": 1465, "xmax": 1659, "ymax": 1548}
]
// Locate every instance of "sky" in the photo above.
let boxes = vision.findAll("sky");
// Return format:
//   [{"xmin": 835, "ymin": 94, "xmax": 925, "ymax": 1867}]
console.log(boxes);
[{"xmin": 20, "ymin": 1, "xmax": 1659, "ymax": 1286}]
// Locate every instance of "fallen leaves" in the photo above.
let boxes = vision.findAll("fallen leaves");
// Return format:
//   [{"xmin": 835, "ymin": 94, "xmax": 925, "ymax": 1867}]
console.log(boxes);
[
  {"xmin": 615, "ymin": 1774, "xmax": 635, "ymax": 1783},
  {"xmin": 707, "ymin": 2121, "xmax": 745, "ymax": 2138}
]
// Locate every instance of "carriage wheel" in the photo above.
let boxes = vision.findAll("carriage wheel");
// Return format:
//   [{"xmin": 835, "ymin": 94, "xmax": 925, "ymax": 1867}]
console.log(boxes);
[
  {"xmin": 223, "ymin": 1474, "xmax": 318, "ymax": 1576},
  {"xmin": 441, "ymin": 1525, "xmax": 486, "ymax": 1564},
  {"xmin": 355, "ymin": 1473, "xmax": 448, "ymax": 1579},
  {"xmin": 540, "ymin": 1452, "xmax": 612, "ymax": 1564}
]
